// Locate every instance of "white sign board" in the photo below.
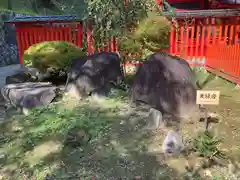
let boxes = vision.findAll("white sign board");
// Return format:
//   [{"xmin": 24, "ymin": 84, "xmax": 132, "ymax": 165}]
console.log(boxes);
[{"xmin": 196, "ymin": 90, "xmax": 220, "ymax": 105}]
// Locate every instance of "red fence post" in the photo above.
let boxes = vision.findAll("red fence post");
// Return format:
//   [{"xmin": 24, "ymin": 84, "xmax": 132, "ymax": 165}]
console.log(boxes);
[
  {"xmin": 77, "ymin": 22, "xmax": 83, "ymax": 48},
  {"xmin": 15, "ymin": 25, "xmax": 23, "ymax": 64},
  {"xmin": 87, "ymin": 23, "xmax": 94, "ymax": 55},
  {"xmin": 111, "ymin": 37, "xmax": 117, "ymax": 52}
]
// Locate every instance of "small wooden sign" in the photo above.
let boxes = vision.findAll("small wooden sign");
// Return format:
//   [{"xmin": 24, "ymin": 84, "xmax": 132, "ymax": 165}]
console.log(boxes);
[{"xmin": 196, "ymin": 90, "xmax": 220, "ymax": 105}]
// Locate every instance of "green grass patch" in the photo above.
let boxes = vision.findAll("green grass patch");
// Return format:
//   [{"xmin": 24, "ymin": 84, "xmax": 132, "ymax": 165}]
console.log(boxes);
[
  {"xmin": 1, "ymin": 96, "xmax": 123, "ymax": 155},
  {"xmin": 0, "ymin": 90, "xmax": 182, "ymax": 179},
  {"xmin": 0, "ymin": 69, "xmax": 239, "ymax": 179},
  {"xmin": 191, "ymin": 67, "xmax": 216, "ymax": 89},
  {"xmin": 0, "ymin": 92, "xmax": 137, "ymax": 179}
]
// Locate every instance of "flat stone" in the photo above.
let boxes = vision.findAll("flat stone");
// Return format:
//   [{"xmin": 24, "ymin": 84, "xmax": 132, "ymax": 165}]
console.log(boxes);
[{"xmin": 1, "ymin": 82, "xmax": 58, "ymax": 113}]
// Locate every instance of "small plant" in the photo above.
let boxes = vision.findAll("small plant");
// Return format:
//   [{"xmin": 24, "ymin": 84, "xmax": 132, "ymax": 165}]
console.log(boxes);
[
  {"xmin": 193, "ymin": 131, "xmax": 226, "ymax": 164},
  {"xmin": 191, "ymin": 67, "xmax": 216, "ymax": 89},
  {"xmin": 212, "ymin": 176, "xmax": 221, "ymax": 180}
]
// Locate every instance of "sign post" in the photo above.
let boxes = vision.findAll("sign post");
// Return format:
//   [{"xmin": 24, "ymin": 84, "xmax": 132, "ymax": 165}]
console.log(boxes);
[{"xmin": 196, "ymin": 90, "xmax": 220, "ymax": 130}]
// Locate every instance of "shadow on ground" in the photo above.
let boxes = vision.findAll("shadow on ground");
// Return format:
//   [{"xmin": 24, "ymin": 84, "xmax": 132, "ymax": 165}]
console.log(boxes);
[
  {"xmin": 1, "ymin": 69, "xmax": 239, "ymax": 179},
  {"xmin": 0, "ymin": 92, "xmax": 205, "ymax": 180}
]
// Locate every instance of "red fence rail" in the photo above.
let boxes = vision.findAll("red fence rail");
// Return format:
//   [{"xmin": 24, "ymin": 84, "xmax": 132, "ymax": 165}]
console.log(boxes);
[
  {"xmin": 86, "ymin": 23, "xmax": 118, "ymax": 54},
  {"xmin": 9, "ymin": 14, "xmax": 240, "ymax": 84},
  {"xmin": 167, "ymin": 15, "xmax": 240, "ymax": 84},
  {"xmin": 15, "ymin": 21, "xmax": 84, "ymax": 64}
]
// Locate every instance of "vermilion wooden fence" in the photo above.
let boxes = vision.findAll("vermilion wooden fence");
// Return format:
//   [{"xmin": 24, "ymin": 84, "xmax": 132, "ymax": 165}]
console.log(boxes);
[
  {"xmin": 14, "ymin": 21, "xmax": 84, "ymax": 64},
  {"xmin": 6, "ymin": 14, "xmax": 240, "ymax": 84},
  {"xmin": 166, "ymin": 14, "xmax": 240, "ymax": 84}
]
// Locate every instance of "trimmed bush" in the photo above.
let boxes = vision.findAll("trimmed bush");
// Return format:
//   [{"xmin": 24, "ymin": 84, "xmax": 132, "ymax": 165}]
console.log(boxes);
[
  {"xmin": 23, "ymin": 41, "xmax": 86, "ymax": 73},
  {"xmin": 119, "ymin": 14, "xmax": 171, "ymax": 61},
  {"xmin": 134, "ymin": 14, "xmax": 171, "ymax": 51}
]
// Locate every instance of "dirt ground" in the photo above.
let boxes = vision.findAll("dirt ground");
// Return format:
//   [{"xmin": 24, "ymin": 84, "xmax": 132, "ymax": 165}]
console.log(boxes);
[
  {"xmin": 0, "ymin": 75, "xmax": 239, "ymax": 180},
  {"xmin": 163, "ymin": 77, "xmax": 240, "ymax": 179}
]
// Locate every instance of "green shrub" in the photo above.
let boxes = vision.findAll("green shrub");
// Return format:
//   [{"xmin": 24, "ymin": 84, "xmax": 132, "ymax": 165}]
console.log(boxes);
[
  {"xmin": 23, "ymin": 41, "xmax": 86, "ymax": 73},
  {"xmin": 119, "ymin": 14, "xmax": 171, "ymax": 61},
  {"xmin": 193, "ymin": 131, "xmax": 226, "ymax": 163},
  {"xmin": 134, "ymin": 14, "xmax": 171, "ymax": 51},
  {"xmin": 119, "ymin": 36, "xmax": 142, "ymax": 57}
]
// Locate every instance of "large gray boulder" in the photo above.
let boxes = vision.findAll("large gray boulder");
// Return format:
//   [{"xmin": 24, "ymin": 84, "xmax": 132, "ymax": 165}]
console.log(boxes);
[
  {"xmin": 1, "ymin": 82, "xmax": 58, "ymax": 114},
  {"xmin": 129, "ymin": 52, "xmax": 201, "ymax": 129},
  {"xmin": 65, "ymin": 52, "xmax": 124, "ymax": 99}
]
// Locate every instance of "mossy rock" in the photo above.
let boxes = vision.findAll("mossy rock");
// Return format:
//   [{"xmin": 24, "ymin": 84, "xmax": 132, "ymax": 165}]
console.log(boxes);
[{"xmin": 23, "ymin": 41, "xmax": 86, "ymax": 73}]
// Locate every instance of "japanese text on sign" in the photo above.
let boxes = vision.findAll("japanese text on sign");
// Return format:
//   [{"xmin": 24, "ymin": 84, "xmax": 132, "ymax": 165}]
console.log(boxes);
[{"xmin": 196, "ymin": 90, "xmax": 220, "ymax": 105}]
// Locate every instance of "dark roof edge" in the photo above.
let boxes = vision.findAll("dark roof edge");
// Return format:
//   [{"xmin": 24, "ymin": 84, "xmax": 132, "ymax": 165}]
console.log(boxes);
[
  {"xmin": 5, "ymin": 15, "xmax": 82, "ymax": 23},
  {"xmin": 5, "ymin": 9, "xmax": 240, "ymax": 23}
]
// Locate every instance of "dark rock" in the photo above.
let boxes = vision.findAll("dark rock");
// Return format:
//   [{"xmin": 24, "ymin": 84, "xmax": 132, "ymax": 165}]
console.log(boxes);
[
  {"xmin": 42, "ymin": 71, "xmax": 67, "ymax": 86},
  {"xmin": 129, "ymin": 52, "xmax": 200, "ymax": 125},
  {"xmin": 65, "ymin": 52, "xmax": 124, "ymax": 99},
  {"xmin": 5, "ymin": 71, "xmax": 36, "ymax": 84},
  {"xmin": 1, "ymin": 82, "xmax": 58, "ymax": 113},
  {"xmin": 5, "ymin": 66, "xmax": 68, "ymax": 86},
  {"xmin": 5, "ymin": 67, "xmax": 41, "ymax": 85}
]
